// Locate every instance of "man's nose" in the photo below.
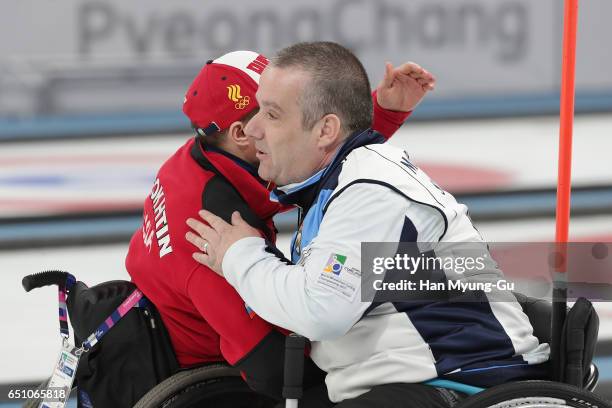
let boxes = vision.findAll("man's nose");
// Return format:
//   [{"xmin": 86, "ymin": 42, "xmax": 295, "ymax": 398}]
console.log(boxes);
[{"xmin": 244, "ymin": 111, "xmax": 263, "ymax": 140}]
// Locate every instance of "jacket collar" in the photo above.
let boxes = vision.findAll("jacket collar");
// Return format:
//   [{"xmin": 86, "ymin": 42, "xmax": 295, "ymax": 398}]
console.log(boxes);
[
  {"xmin": 190, "ymin": 138, "xmax": 280, "ymax": 219},
  {"xmin": 203, "ymin": 144, "xmax": 263, "ymax": 182},
  {"xmin": 271, "ymin": 129, "xmax": 386, "ymax": 210}
]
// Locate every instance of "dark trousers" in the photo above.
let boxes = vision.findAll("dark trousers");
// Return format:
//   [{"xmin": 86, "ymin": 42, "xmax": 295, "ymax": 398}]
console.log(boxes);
[{"xmin": 276, "ymin": 382, "xmax": 461, "ymax": 408}]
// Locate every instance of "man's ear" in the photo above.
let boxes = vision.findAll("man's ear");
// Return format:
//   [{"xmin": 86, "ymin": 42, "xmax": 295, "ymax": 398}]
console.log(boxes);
[
  {"xmin": 227, "ymin": 121, "xmax": 249, "ymax": 147},
  {"xmin": 315, "ymin": 114, "xmax": 342, "ymax": 149}
]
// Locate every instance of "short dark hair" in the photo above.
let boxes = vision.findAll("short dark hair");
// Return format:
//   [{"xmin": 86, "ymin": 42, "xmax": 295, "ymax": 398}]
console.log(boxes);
[{"xmin": 272, "ymin": 42, "xmax": 372, "ymax": 137}]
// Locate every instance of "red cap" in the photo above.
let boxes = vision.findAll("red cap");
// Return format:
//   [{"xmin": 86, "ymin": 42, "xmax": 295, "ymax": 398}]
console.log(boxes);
[{"xmin": 183, "ymin": 51, "xmax": 269, "ymax": 136}]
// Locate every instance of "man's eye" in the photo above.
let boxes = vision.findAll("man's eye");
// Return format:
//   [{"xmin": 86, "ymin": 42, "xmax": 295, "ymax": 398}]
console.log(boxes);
[{"xmin": 266, "ymin": 111, "xmax": 277, "ymax": 120}]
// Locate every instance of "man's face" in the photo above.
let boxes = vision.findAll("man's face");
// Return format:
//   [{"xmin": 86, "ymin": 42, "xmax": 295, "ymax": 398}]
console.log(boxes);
[
  {"xmin": 244, "ymin": 66, "xmax": 326, "ymax": 186},
  {"xmin": 241, "ymin": 136, "xmax": 259, "ymax": 168}
]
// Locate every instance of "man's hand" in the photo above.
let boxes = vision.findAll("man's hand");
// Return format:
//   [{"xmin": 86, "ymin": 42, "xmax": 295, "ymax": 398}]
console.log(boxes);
[
  {"xmin": 186, "ymin": 210, "xmax": 260, "ymax": 276},
  {"xmin": 376, "ymin": 62, "xmax": 436, "ymax": 112}
]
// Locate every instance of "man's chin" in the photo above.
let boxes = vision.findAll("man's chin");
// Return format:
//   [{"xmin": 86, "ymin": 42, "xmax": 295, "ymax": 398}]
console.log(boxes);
[{"xmin": 257, "ymin": 167, "xmax": 271, "ymax": 181}]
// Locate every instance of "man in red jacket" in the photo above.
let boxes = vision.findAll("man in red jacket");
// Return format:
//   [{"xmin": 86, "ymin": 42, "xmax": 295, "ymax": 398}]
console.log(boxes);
[{"xmin": 125, "ymin": 50, "xmax": 435, "ymax": 399}]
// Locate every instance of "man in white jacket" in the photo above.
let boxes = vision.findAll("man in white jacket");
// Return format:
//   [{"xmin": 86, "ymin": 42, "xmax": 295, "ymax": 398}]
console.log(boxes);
[{"xmin": 185, "ymin": 41, "xmax": 550, "ymax": 407}]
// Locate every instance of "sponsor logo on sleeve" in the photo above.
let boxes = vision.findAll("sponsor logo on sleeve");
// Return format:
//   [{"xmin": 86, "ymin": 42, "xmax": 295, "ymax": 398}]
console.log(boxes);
[
  {"xmin": 323, "ymin": 253, "xmax": 347, "ymax": 275},
  {"xmin": 318, "ymin": 253, "xmax": 360, "ymax": 302}
]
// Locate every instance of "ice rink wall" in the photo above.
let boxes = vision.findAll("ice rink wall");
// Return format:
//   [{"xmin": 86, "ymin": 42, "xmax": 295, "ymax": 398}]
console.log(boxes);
[{"xmin": 1, "ymin": 0, "xmax": 612, "ymax": 139}]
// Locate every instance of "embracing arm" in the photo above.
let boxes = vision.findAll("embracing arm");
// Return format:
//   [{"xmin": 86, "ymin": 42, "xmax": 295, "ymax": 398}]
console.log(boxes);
[
  {"xmin": 371, "ymin": 61, "xmax": 435, "ymax": 139},
  {"xmin": 185, "ymin": 177, "xmax": 324, "ymax": 398},
  {"xmin": 221, "ymin": 184, "xmax": 438, "ymax": 340},
  {"xmin": 186, "ymin": 266, "xmax": 324, "ymax": 399}
]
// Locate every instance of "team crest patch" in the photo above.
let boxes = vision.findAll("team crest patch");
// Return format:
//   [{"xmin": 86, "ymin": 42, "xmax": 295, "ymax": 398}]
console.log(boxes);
[
  {"xmin": 323, "ymin": 253, "xmax": 347, "ymax": 275},
  {"xmin": 227, "ymin": 84, "xmax": 250, "ymax": 109}
]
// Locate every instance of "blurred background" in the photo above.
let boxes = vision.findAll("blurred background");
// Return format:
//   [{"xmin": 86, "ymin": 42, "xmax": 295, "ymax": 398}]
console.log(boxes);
[{"xmin": 1, "ymin": 0, "xmax": 612, "ymax": 404}]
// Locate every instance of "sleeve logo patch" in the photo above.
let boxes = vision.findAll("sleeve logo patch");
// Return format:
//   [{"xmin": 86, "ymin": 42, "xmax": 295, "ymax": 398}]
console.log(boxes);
[
  {"xmin": 317, "ymin": 253, "xmax": 359, "ymax": 302},
  {"xmin": 323, "ymin": 253, "xmax": 347, "ymax": 275}
]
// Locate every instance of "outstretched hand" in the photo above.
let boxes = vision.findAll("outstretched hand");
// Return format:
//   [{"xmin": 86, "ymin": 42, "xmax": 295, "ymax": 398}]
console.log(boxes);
[
  {"xmin": 186, "ymin": 210, "xmax": 260, "ymax": 276},
  {"xmin": 376, "ymin": 61, "xmax": 436, "ymax": 112}
]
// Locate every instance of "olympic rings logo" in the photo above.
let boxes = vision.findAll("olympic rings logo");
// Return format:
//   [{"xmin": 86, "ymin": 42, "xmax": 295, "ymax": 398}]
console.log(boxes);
[
  {"xmin": 235, "ymin": 95, "xmax": 250, "ymax": 110},
  {"xmin": 228, "ymin": 85, "xmax": 250, "ymax": 110}
]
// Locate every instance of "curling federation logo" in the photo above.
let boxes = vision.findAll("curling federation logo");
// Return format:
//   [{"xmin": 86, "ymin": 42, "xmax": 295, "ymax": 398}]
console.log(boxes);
[
  {"xmin": 323, "ymin": 253, "xmax": 347, "ymax": 275},
  {"xmin": 227, "ymin": 84, "xmax": 250, "ymax": 109}
]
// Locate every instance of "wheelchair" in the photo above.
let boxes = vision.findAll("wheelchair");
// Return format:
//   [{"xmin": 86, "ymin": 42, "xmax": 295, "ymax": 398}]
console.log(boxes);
[
  {"xmin": 135, "ymin": 293, "xmax": 609, "ymax": 408},
  {"xmin": 132, "ymin": 364, "xmax": 275, "ymax": 408},
  {"xmin": 21, "ymin": 271, "xmax": 611, "ymax": 408}
]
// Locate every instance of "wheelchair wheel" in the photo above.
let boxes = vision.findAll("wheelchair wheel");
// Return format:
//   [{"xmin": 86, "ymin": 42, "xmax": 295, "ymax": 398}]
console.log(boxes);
[
  {"xmin": 456, "ymin": 381, "xmax": 611, "ymax": 408},
  {"xmin": 133, "ymin": 364, "xmax": 277, "ymax": 408}
]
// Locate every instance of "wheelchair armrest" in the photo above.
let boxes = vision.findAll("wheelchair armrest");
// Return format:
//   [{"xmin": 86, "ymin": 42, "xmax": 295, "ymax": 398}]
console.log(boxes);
[
  {"xmin": 513, "ymin": 292, "xmax": 552, "ymax": 345},
  {"xmin": 513, "ymin": 292, "xmax": 600, "ymax": 390}
]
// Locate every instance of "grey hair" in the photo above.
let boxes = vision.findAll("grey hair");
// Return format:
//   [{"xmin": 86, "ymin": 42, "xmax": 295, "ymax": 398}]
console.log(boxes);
[{"xmin": 272, "ymin": 42, "xmax": 373, "ymax": 137}]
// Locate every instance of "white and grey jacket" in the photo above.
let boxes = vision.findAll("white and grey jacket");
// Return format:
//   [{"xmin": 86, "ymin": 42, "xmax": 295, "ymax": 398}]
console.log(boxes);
[{"xmin": 222, "ymin": 130, "xmax": 550, "ymax": 403}]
